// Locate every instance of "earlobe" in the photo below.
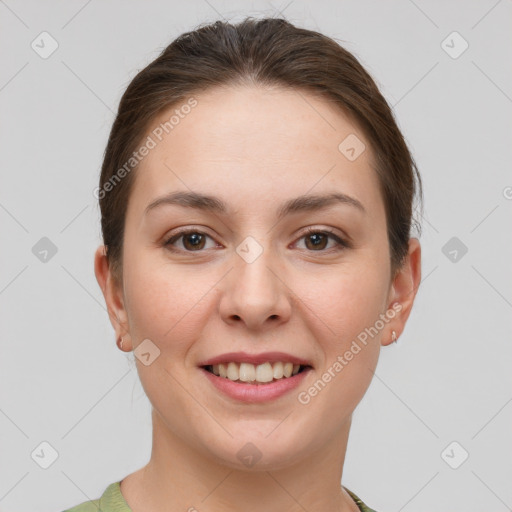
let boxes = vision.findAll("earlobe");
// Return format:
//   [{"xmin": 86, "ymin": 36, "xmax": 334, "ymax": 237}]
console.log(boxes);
[
  {"xmin": 94, "ymin": 245, "xmax": 132, "ymax": 349},
  {"xmin": 116, "ymin": 333, "xmax": 133, "ymax": 352},
  {"xmin": 382, "ymin": 238, "xmax": 422, "ymax": 346}
]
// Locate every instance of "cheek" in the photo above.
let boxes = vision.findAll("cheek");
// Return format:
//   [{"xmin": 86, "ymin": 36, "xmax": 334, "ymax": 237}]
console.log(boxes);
[
  {"xmin": 122, "ymin": 251, "xmax": 214, "ymax": 350},
  {"xmin": 294, "ymin": 261, "xmax": 389, "ymax": 338},
  {"xmin": 295, "ymin": 269, "xmax": 386, "ymax": 412},
  {"xmin": 122, "ymin": 261, "xmax": 215, "ymax": 411}
]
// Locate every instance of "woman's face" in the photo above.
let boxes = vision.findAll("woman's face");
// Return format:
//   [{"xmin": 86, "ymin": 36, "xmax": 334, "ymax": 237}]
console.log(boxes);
[{"xmin": 97, "ymin": 84, "xmax": 419, "ymax": 469}]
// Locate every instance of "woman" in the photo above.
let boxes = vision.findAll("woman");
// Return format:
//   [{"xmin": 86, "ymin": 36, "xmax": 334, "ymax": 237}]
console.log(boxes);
[{"xmin": 64, "ymin": 16, "xmax": 422, "ymax": 512}]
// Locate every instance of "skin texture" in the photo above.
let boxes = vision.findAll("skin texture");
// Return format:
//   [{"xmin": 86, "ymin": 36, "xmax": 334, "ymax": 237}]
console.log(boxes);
[{"xmin": 95, "ymin": 84, "xmax": 421, "ymax": 512}]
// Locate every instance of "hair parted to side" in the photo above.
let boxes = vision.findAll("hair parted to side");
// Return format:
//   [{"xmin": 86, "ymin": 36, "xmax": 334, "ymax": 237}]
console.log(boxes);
[{"xmin": 99, "ymin": 16, "xmax": 423, "ymax": 285}]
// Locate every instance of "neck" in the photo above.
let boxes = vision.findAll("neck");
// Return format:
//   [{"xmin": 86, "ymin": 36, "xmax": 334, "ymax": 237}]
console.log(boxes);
[{"xmin": 120, "ymin": 408, "xmax": 359, "ymax": 512}]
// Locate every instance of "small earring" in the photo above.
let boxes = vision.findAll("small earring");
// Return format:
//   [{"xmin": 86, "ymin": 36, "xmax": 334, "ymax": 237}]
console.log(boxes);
[
  {"xmin": 391, "ymin": 330, "xmax": 398, "ymax": 343},
  {"xmin": 117, "ymin": 336, "xmax": 124, "ymax": 350}
]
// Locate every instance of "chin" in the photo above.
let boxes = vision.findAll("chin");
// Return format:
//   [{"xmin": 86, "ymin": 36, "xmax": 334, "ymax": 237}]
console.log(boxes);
[{"xmin": 205, "ymin": 432, "xmax": 308, "ymax": 472}]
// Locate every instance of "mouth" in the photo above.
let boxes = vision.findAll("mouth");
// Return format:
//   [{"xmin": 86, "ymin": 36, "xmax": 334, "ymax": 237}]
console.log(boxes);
[{"xmin": 201, "ymin": 362, "xmax": 313, "ymax": 385}]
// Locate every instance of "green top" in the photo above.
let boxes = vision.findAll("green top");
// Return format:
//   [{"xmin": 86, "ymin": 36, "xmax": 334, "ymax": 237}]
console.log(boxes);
[{"xmin": 62, "ymin": 481, "xmax": 377, "ymax": 512}]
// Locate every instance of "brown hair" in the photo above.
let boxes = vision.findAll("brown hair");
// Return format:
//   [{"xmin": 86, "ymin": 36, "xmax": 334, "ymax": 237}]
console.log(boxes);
[{"xmin": 98, "ymin": 16, "xmax": 422, "ymax": 284}]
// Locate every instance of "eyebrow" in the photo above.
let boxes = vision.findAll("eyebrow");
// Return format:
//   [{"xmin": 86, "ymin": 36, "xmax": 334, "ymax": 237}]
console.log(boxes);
[{"xmin": 144, "ymin": 190, "xmax": 366, "ymax": 219}]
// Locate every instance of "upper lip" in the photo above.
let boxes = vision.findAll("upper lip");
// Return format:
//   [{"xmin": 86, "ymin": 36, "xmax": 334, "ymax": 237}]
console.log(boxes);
[{"xmin": 198, "ymin": 351, "xmax": 313, "ymax": 367}]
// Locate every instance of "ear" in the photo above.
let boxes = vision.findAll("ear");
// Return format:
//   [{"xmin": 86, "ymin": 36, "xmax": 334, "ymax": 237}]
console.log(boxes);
[
  {"xmin": 94, "ymin": 245, "xmax": 132, "ymax": 351},
  {"xmin": 382, "ymin": 238, "xmax": 421, "ymax": 346}
]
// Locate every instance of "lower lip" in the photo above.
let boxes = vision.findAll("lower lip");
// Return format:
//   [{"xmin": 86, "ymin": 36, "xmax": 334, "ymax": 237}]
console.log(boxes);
[{"xmin": 200, "ymin": 367, "xmax": 312, "ymax": 403}]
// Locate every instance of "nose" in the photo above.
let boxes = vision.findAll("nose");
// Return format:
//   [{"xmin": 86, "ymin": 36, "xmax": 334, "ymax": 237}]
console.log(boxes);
[{"xmin": 218, "ymin": 244, "xmax": 292, "ymax": 331}]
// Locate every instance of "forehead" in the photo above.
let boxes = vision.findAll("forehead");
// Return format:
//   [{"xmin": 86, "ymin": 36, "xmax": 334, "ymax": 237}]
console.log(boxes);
[{"xmin": 128, "ymin": 84, "xmax": 383, "ymax": 222}]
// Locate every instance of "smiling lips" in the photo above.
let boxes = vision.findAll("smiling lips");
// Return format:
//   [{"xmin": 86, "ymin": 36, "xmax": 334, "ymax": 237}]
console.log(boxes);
[
  {"xmin": 199, "ymin": 351, "xmax": 313, "ymax": 386},
  {"xmin": 206, "ymin": 361, "xmax": 303, "ymax": 384}
]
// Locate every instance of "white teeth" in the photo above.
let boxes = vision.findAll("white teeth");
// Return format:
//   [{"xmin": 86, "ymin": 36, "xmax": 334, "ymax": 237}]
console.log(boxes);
[
  {"xmin": 273, "ymin": 361, "xmax": 284, "ymax": 379},
  {"xmin": 255, "ymin": 362, "xmax": 274, "ymax": 382},
  {"xmin": 227, "ymin": 362, "xmax": 238, "ymax": 381},
  {"xmin": 239, "ymin": 362, "xmax": 256, "ymax": 382},
  {"xmin": 209, "ymin": 361, "xmax": 305, "ymax": 383},
  {"xmin": 283, "ymin": 362, "xmax": 293, "ymax": 378}
]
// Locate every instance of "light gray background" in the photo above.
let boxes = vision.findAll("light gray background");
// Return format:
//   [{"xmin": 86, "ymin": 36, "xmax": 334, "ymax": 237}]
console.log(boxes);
[{"xmin": 1, "ymin": 1, "xmax": 511, "ymax": 511}]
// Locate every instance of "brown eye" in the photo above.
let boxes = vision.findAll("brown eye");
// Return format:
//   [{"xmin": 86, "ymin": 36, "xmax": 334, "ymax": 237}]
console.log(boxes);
[
  {"xmin": 182, "ymin": 232, "xmax": 206, "ymax": 250},
  {"xmin": 165, "ymin": 230, "xmax": 216, "ymax": 252},
  {"xmin": 304, "ymin": 232, "xmax": 329, "ymax": 250},
  {"xmin": 296, "ymin": 228, "xmax": 349, "ymax": 252}
]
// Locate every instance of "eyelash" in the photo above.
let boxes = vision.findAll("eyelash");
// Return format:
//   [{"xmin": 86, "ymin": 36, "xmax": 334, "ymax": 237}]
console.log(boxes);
[{"xmin": 163, "ymin": 226, "xmax": 350, "ymax": 254}]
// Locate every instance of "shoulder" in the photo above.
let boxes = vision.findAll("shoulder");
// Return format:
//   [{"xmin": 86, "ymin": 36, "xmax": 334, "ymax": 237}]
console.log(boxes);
[
  {"xmin": 61, "ymin": 481, "xmax": 128, "ymax": 512},
  {"xmin": 62, "ymin": 498, "xmax": 101, "ymax": 512},
  {"xmin": 344, "ymin": 486, "xmax": 379, "ymax": 512}
]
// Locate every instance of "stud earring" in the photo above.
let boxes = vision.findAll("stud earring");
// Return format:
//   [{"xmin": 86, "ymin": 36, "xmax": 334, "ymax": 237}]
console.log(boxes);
[
  {"xmin": 117, "ymin": 336, "xmax": 125, "ymax": 350},
  {"xmin": 391, "ymin": 330, "xmax": 398, "ymax": 343}
]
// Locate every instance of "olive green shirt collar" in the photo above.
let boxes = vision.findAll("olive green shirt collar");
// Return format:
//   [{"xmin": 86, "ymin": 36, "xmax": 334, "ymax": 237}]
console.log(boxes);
[{"xmin": 63, "ymin": 481, "xmax": 378, "ymax": 512}]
